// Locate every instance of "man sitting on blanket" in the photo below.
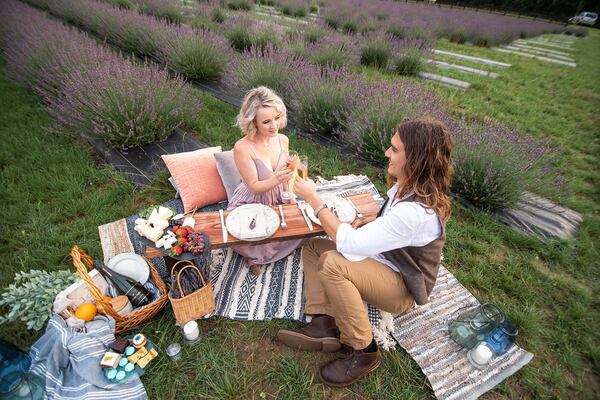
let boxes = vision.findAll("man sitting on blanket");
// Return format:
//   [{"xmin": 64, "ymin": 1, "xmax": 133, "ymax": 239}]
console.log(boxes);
[{"xmin": 277, "ymin": 118, "xmax": 454, "ymax": 387}]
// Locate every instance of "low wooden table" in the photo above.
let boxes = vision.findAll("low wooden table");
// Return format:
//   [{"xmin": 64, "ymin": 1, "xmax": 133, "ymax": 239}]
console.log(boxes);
[{"xmin": 145, "ymin": 193, "xmax": 380, "ymax": 257}]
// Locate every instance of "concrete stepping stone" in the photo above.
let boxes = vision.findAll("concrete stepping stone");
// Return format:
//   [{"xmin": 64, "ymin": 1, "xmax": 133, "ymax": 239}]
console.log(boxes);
[
  {"xmin": 521, "ymin": 40, "xmax": 573, "ymax": 50},
  {"xmin": 433, "ymin": 49, "xmax": 511, "ymax": 68},
  {"xmin": 493, "ymin": 48, "xmax": 576, "ymax": 67},
  {"xmin": 510, "ymin": 42, "xmax": 574, "ymax": 58},
  {"xmin": 419, "ymin": 72, "xmax": 471, "ymax": 89},
  {"xmin": 427, "ymin": 59, "xmax": 499, "ymax": 78},
  {"xmin": 505, "ymin": 45, "xmax": 575, "ymax": 62}
]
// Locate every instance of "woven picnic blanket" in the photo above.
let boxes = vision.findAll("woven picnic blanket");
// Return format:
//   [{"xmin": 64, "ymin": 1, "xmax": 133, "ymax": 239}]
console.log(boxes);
[
  {"xmin": 29, "ymin": 315, "xmax": 147, "ymax": 399},
  {"xmin": 98, "ymin": 175, "xmax": 400, "ymax": 347},
  {"xmin": 392, "ymin": 266, "xmax": 534, "ymax": 400}
]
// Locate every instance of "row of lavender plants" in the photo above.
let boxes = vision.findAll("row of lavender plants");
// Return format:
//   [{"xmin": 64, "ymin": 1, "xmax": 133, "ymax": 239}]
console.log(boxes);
[
  {"xmin": 104, "ymin": 0, "xmax": 184, "ymax": 24},
  {"xmin": 223, "ymin": 43, "xmax": 564, "ymax": 209},
  {"xmin": 319, "ymin": 0, "xmax": 565, "ymax": 46},
  {"xmin": 0, "ymin": 0, "xmax": 200, "ymax": 148},
  {"xmin": 23, "ymin": 0, "xmax": 232, "ymax": 80},
  {"xmin": 16, "ymin": 0, "xmax": 564, "ymax": 209}
]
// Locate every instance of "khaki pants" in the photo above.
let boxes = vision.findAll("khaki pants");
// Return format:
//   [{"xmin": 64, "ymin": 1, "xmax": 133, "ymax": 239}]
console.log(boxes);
[{"xmin": 303, "ymin": 238, "xmax": 415, "ymax": 349}]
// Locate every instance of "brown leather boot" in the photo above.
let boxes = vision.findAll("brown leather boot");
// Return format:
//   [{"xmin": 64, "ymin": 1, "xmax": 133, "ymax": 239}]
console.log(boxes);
[
  {"xmin": 276, "ymin": 315, "xmax": 341, "ymax": 352},
  {"xmin": 319, "ymin": 349, "xmax": 382, "ymax": 387}
]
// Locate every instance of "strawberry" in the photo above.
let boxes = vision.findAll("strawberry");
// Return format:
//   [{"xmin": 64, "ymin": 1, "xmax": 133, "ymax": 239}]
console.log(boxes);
[
  {"xmin": 179, "ymin": 227, "xmax": 190, "ymax": 238},
  {"xmin": 178, "ymin": 237, "xmax": 188, "ymax": 245},
  {"xmin": 172, "ymin": 226, "xmax": 180, "ymax": 234},
  {"xmin": 170, "ymin": 245, "xmax": 183, "ymax": 257}
]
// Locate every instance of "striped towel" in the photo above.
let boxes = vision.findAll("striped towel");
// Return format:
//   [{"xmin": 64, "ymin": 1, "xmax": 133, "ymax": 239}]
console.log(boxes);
[{"xmin": 29, "ymin": 315, "xmax": 147, "ymax": 400}]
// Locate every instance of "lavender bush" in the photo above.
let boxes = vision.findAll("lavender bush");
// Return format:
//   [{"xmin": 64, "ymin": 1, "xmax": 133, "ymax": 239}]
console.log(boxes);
[
  {"xmin": 276, "ymin": 0, "xmax": 308, "ymax": 18},
  {"xmin": 451, "ymin": 120, "xmax": 564, "ymax": 210},
  {"xmin": 162, "ymin": 27, "xmax": 232, "ymax": 79},
  {"xmin": 359, "ymin": 35, "xmax": 391, "ymax": 69},
  {"xmin": 135, "ymin": 0, "xmax": 183, "ymax": 24},
  {"xmin": 305, "ymin": 35, "xmax": 358, "ymax": 69},
  {"xmin": 288, "ymin": 65, "xmax": 357, "ymax": 136},
  {"xmin": 0, "ymin": 0, "xmax": 201, "ymax": 148},
  {"xmin": 339, "ymin": 79, "xmax": 444, "ymax": 165},
  {"xmin": 224, "ymin": 15, "xmax": 279, "ymax": 52},
  {"xmin": 223, "ymin": 44, "xmax": 302, "ymax": 94},
  {"xmin": 53, "ymin": 61, "xmax": 200, "ymax": 147}
]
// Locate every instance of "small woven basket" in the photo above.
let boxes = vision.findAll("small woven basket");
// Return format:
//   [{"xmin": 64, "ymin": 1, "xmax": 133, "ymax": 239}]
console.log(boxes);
[
  {"xmin": 70, "ymin": 246, "xmax": 168, "ymax": 335},
  {"xmin": 168, "ymin": 260, "xmax": 215, "ymax": 325}
]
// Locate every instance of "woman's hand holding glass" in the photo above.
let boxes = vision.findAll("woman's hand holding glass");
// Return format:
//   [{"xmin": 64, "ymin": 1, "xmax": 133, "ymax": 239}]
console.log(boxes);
[{"xmin": 273, "ymin": 163, "xmax": 293, "ymax": 184}]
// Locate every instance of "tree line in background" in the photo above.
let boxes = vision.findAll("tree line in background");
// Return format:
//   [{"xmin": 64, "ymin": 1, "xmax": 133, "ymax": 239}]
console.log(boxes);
[{"xmin": 436, "ymin": 0, "xmax": 600, "ymax": 21}]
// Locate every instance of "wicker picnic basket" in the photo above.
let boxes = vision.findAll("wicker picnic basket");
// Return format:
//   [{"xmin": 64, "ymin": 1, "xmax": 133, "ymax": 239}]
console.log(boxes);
[
  {"xmin": 168, "ymin": 260, "xmax": 215, "ymax": 325},
  {"xmin": 70, "ymin": 245, "xmax": 168, "ymax": 335}
]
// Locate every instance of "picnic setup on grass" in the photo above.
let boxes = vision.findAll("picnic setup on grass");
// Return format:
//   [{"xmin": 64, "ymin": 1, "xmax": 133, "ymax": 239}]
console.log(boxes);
[{"xmin": 0, "ymin": 0, "xmax": 595, "ymax": 398}]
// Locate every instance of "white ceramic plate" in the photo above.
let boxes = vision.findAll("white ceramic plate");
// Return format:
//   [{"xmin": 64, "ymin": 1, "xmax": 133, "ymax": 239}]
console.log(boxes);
[
  {"xmin": 226, "ymin": 204, "xmax": 280, "ymax": 242},
  {"xmin": 106, "ymin": 253, "xmax": 150, "ymax": 284},
  {"xmin": 305, "ymin": 196, "xmax": 356, "ymax": 225}
]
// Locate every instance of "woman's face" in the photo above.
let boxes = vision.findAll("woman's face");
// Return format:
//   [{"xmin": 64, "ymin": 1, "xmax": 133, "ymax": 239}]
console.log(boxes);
[
  {"xmin": 385, "ymin": 132, "xmax": 407, "ymax": 184},
  {"xmin": 254, "ymin": 106, "xmax": 281, "ymax": 139}
]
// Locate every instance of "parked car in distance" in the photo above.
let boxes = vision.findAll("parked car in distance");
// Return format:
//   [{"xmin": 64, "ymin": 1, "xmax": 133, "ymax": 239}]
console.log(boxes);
[{"xmin": 568, "ymin": 11, "xmax": 598, "ymax": 26}]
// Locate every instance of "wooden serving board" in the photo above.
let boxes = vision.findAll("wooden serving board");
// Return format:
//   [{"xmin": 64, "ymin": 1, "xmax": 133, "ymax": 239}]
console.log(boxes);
[{"xmin": 145, "ymin": 193, "xmax": 380, "ymax": 257}]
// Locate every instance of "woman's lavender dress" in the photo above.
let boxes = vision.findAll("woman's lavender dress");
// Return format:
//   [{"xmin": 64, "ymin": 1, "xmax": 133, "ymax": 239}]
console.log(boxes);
[{"xmin": 227, "ymin": 149, "xmax": 304, "ymax": 265}]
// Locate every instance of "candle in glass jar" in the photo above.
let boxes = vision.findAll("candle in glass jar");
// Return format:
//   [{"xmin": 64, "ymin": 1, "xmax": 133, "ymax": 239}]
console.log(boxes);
[
  {"xmin": 183, "ymin": 320, "xmax": 199, "ymax": 341},
  {"xmin": 467, "ymin": 342, "xmax": 494, "ymax": 369}
]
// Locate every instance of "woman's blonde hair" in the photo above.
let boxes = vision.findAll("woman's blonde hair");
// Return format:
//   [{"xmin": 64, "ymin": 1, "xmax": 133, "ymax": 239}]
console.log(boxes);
[{"xmin": 235, "ymin": 86, "xmax": 287, "ymax": 137}]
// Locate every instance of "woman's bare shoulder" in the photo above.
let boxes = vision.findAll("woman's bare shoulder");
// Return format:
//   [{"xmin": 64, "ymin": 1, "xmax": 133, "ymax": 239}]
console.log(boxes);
[
  {"xmin": 278, "ymin": 134, "xmax": 289, "ymax": 148},
  {"xmin": 234, "ymin": 138, "xmax": 251, "ymax": 152}
]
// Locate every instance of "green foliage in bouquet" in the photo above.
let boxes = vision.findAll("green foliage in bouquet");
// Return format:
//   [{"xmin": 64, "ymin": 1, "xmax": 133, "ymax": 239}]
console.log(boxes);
[{"xmin": 0, "ymin": 269, "xmax": 78, "ymax": 331}]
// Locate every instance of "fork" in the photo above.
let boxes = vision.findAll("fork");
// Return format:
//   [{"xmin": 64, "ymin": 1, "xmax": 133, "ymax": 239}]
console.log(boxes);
[
  {"xmin": 349, "ymin": 200, "xmax": 365, "ymax": 220},
  {"xmin": 278, "ymin": 204, "xmax": 287, "ymax": 229}
]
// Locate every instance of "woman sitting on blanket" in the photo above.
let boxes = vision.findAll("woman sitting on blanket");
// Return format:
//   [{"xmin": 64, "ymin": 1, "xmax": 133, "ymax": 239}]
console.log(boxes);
[
  {"xmin": 277, "ymin": 117, "xmax": 453, "ymax": 387},
  {"xmin": 227, "ymin": 86, "xmax": 304, "ymax": 276}
]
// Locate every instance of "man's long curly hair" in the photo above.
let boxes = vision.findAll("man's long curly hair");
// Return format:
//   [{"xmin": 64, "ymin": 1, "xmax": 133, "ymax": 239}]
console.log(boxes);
[{"xmin": 392, "ymin": 118, "xmax": 453, "ymax": 221}]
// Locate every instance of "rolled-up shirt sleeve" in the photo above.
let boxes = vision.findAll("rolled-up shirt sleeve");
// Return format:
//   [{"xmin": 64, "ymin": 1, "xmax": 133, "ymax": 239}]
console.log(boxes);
[{"xmin": 335, "ymin": 202, "xmax": 428, "ymax": 262}]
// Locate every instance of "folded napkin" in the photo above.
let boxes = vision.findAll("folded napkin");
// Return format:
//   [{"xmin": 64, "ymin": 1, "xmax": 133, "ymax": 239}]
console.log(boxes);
[{"xmin": 239, "ymin": 206, "xmax": 267, "ymax": 239}]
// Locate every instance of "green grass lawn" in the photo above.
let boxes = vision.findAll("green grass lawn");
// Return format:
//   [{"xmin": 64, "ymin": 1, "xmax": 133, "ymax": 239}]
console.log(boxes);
[{"xmin": 1, "ymin": 25, "xmax": 599, "ymax": 399}]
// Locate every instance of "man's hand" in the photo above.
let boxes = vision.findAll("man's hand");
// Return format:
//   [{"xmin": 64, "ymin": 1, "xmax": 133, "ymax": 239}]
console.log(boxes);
[{"xmin": 293, "ymin": 178, "xmax": 320, "ymax": 205}]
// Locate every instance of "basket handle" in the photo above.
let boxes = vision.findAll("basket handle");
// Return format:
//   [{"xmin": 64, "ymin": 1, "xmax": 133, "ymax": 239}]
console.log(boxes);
[
  {"xmin": 70, "ymin": 245, "xmax": 123, "ymax": 322},
  {"xmin": 170, "ymin": 259, "xmax": 195, "ymax": 276},
  {"xmin": 175, "ymin": 264, "xmax": 207, "ymax": 298}
]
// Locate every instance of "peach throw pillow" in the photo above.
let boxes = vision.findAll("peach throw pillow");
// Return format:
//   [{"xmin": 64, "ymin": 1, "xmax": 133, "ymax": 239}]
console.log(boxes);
[{"xmin": 162, "ymin": 146, "xmax": 226, "ymax": 212}]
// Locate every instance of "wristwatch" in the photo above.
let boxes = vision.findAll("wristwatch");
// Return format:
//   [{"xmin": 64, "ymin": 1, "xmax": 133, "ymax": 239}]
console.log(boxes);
[{"xmin": 313, "ymin": 202, "xmax": 328, "ymax": 217}]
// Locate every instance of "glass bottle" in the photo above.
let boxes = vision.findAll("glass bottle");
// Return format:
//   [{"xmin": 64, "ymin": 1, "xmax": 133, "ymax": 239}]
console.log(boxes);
[
  {"xmin": 448, "ymin": 303, "xmax": 505, "ymax": 349},
  {"xmin": 94, "ymin": 263, "xmax": 151, "ymax": 307},
  {"xmin": 485, "ymin": 319, "xmax": 518, "ymax": 356}
]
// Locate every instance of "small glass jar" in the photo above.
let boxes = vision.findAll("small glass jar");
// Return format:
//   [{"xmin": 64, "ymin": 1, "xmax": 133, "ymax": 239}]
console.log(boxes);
[
  {"xmin": 449, "ymin": 304, "xmax": 505, "ymax": 349},
  {"xmin": 182, "ymin": 321, "xmax": 200, "ymax": 344},
  {"xmin": 467, "ymin": 342, "xmax": 494, "ymax": 369},
  {"xmin": 166, "ymin": 343, "xmax": 182, "ymax": 362}
]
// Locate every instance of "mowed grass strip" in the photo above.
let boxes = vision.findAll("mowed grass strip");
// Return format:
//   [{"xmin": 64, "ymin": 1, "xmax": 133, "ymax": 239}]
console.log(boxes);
[{"xmin": 1, "ymin": 28, "xmax": 600, "ymax": 398}]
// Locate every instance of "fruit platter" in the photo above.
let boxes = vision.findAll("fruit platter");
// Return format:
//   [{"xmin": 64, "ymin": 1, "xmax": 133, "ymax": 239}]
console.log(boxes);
[{"xmin": 134, "ymin": 205, "xmax": 209, "ymax": 261}]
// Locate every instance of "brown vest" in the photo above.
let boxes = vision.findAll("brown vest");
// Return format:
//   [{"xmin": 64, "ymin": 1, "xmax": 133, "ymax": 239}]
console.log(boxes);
[{"xmin": 378, "ymin": 194, "xmax": 446, "ymax": 305}]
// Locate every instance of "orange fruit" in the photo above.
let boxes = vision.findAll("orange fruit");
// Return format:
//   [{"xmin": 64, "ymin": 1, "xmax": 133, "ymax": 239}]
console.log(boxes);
[
  {"xmin": 96, "ymin": 296, "xmax": 113, "ymax": 314},
  {"xmin": 75, "ymin": 303, "xmax": 97, "ymax": 321}
]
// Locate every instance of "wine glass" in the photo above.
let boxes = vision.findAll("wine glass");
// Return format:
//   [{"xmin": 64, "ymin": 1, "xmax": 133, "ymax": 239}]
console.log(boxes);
[{"xmin": 281, "ymin": 152, "xmax": 298, "ymax": 203}]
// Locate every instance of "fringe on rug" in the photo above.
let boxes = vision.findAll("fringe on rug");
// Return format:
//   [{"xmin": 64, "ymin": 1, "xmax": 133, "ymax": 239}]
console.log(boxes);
[{"xmin": 373, "ymin": 311, "xmax": 397, "ymax": 350}]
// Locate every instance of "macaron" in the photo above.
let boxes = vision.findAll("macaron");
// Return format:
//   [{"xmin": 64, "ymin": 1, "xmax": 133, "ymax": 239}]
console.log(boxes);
[{"xmin": 132, "ymin": 333, "xmax": 147, "ymax": 348}]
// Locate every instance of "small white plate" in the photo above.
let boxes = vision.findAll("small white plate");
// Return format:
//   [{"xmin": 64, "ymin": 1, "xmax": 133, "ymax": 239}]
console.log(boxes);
[
  {"xmin": 226, "ymin": 204, "xmax": 280, "ymax": 242},
  {"xmin": 106, "ymin": 253, "xmax": 150, "ymax": 284},
  {"xmin": 305, "ymin": 196, "xmax": 356, "ymax": 226}
]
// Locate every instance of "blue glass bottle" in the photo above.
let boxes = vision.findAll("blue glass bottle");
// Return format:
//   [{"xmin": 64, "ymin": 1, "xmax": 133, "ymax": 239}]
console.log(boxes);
[{"xmin": 485, "ymin": 319, "xmax": 518, "ymax": 356}]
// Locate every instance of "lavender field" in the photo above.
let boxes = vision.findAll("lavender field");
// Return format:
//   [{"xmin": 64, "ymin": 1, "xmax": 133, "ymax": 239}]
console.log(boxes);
[
  {"xmin": 1, "ymin": 0, "xmax": 599, "ymax": 399},
  {"xmin": 14, "ymin": 0, "xmax": 566, "ymax": 210}
]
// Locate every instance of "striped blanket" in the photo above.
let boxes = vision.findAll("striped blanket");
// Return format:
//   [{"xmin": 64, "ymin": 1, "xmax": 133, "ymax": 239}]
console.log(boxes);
[{"xmin": 29, "ymin": 315, "xmax": 147, "ymax": 400}]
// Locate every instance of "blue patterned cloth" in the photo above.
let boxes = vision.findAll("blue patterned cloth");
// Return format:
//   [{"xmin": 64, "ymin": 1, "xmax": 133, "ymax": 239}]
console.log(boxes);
[{"xmin": 28, "ymin": 315, "xmax": 147, "ymax": 400}]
